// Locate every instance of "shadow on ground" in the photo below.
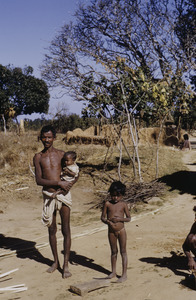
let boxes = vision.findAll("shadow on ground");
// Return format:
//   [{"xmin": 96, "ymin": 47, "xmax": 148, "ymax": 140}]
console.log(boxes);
[
  {"xmin": 140, "ymin": 252, "xmax": 196, "ymax": 290},
  {"xmin": 69, "ymin": 250, "xmax": 111, "ymax": 276},
  {"xmin": 159, "ymin": 170, "xmax": 196, "ymax": 197},
  {"xmin": 0, "ymin": 234, "xmax": 52, "ymax": 267},
  {"xmin": 0, "ymin": 234, "xmax": 111, "ymax": 277}
]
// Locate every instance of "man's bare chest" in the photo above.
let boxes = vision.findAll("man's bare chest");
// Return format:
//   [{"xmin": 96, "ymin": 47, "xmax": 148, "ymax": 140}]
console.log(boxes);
[{"xmin": 40, "ymin": 153, "xmax": 61, "ymax": 169}]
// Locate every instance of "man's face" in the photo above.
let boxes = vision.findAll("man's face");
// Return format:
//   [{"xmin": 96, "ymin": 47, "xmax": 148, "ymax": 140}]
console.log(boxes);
[{"xmin": 40, "ymin": 131, "xmax": 55, "ymax": 149}]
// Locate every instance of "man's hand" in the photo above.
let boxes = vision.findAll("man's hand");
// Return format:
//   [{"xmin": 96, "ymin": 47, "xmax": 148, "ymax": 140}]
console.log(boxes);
[
  {"xmin": 188, "ymin": 257, "xmax": 196, "ymax": 271},
  {"xmin": 58, "ymin": 181, "xmax": 72, "ymax": 192}
]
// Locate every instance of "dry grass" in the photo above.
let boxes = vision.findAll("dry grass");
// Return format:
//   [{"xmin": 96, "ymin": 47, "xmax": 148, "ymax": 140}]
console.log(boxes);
[
  {"xmin": 0, "ymin": 129, "xmax": 189, "ymax": 228},
  {"xmin": 0, "ymin": 130, "xmax": 187, "ymax": 216},
  {"xmin": 0, "ymin": 131, "xmax": 186, "ymax": 179},
  {"xmin": 0, "ymin": 131, "xmax": 39, "ymax": 175}
]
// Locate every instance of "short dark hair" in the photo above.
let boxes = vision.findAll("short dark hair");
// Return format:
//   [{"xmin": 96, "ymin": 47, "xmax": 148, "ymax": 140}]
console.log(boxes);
[
  {"xmin": 40, "ymin": 125, "xmax": 56, "ymax": 138},
  {"xmin": 108, "ymin": 181, "xmax": 126, "ymax": 196},
  {"xmin": 183, "ymin": 134, "xmax": 189, "ymax": 140},
  {"xmin": 64, "ymin": 151, "xmax": 77, "ymax": 161}
]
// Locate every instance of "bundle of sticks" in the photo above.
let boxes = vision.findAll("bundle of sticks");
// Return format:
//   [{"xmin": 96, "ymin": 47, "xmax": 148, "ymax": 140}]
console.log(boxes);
[{"xmin": 91, "ymin": 180, "xmax": 165, "ymax": 209}]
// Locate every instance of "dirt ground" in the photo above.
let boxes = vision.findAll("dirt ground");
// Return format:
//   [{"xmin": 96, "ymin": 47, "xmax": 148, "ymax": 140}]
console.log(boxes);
[{"xmin": 0, "ymin": 145, "xmax": 196, "ymax": 300}]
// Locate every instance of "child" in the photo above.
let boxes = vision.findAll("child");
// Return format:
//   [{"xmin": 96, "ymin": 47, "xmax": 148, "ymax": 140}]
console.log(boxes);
[
  {"xmin": 182, "ymin": 206, "xmax": 196, "ymax": 271},
  {"xmin": 181, "ymin": 133, "xmax": 191, "ymax": 151},
  {"xmin": 101, "ymin": 181, "xmax": 131, "ymax": 283},
  {"xmin": 51, "ymin": 151, "xmax": 79, "ymax": 199},
  {"xmin": 61, "ymin": 151, "xmax": 79, "ymax": 182}
]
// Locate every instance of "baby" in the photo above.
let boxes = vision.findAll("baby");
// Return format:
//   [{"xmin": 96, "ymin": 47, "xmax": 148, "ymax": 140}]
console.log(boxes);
[{"xmin": 52, "ymin": 151, "xmax": 79, "ymax": 198}]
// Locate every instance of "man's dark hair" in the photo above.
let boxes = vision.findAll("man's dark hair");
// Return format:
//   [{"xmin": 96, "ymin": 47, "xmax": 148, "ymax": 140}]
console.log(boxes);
[
  {"xmin": 40, "ymin": 125, "xmax": 56, "ymax": 138},
  {"xmin": 108, "ymin": 181, "xmax": 126, "ymax": 196}
]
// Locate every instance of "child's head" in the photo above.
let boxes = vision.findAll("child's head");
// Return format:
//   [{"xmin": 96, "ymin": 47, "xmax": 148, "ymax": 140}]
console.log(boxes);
[
  {"xmin": 183, "ymin": 134, "xmax": 189, "ymax": 140},
  {"xmin": 63, "ymin": 151, "xmax": 77, "ymax": 166},
  {"xmin": 108, "ymin": 181, "xmax": 126, "ymax": 197}
]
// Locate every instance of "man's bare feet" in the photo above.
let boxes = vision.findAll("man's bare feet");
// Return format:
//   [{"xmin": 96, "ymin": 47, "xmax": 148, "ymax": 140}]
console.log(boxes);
[
  {"xmin": 62, "ymin": 271, "xmax": 72, "ymax": 279},
  {"xmin": 46, "ymin": 262, "xmax": 59, "ymax": 273},
  {"xmin": 116, "ymin": 275, "xmax": 127, "ymax": 283},
  {"xmin": 62, "ymin": 265, "xmax": 72, "ymax": 278},
  {"xmin": 105, "ymin": 272, "xmax": 116, "ymax": 279}
]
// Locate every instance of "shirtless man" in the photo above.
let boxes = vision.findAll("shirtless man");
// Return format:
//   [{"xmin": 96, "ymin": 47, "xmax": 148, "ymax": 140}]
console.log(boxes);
[
  {"xmin": 182, "ymin": 206, "xmax": 196, "ymax": 271},
  {"xmin": 33, "ymin": 125, "xmax": 78, "ymax": 278},
  {"xmin": 101, "ymin": 181, "xmax": 131, "ymax": 283}
]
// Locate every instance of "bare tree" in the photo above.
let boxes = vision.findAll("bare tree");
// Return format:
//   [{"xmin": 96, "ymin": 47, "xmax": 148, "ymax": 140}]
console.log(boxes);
[{"xmin": 41, "ymin": 0, "xmax": 195, "ymax": 180}]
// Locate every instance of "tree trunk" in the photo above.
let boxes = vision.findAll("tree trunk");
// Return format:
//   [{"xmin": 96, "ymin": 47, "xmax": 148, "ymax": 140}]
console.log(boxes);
[{"xmin": 1, "ymin": 114, "xmax": 7, "ymax": 134}]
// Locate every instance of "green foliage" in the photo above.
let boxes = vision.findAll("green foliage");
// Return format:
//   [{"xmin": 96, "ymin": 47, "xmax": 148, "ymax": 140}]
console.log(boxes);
[
  {"xmin": 0, "ymin": 64, "xmax": 50, "ymax": 119},
  {"xmin": 23, "ymin": 117, "xmax": 51, "ymax": 131},
  {"xmin": 23, "ymin": 113, "xmax": 99, "ymax": 133},
  {"xmin": 0, "ymin": 65, "xmax": 11, "ymax": 115}
]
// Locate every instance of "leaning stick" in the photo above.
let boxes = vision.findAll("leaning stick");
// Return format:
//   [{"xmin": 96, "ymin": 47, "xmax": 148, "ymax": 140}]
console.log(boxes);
[
  {"xmin": 29, "ymin": 162, "xmax": 35, "ymax": 176},
  {"xmin": 0, "ymin": 284, "xmax": 27, "ymax": 293},
  {"xmin": 0, "ymin": 268, "xmax": 18, "ymax": 279}
]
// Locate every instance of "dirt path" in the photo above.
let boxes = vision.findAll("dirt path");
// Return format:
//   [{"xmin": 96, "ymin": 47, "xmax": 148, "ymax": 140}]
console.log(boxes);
[{"xmin": 0, "ymin": 149, "xmax": 196, "ymax": 300}]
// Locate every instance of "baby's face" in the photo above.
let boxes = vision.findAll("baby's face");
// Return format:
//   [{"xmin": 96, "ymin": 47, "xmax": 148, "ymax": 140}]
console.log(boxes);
[{"xmin": 64, "ymin": 155, "xmax": 74, "ymax": 166}]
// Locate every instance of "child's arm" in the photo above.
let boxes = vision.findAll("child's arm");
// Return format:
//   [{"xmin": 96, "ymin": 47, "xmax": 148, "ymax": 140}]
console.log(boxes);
[
  {"xmin": 101, "ymin": 201, "xmax": 111, "ymax": 225},
  {"xmin": 124, "ymin": 202, "xmax": 131, "ymax": 222},
  {"xmin": 63, "ymin": 167, "xmax": 76, "ymax": 178},
  {"xmin": 51, "ymin": 188, "xmax": 66, "ymax": 198}
]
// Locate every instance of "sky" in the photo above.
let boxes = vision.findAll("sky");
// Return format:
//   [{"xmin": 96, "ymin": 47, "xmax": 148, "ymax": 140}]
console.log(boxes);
[{"xmin": 0, "ymin": 0, "xmax": 88, "ymax": 119}]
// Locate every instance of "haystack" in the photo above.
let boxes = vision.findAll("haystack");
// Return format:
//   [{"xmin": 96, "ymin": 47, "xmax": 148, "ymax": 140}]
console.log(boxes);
[
  {"xmin": 72, "ymin": 128, "xmax": 85, "ymax": 136},
  {"xmin": 63, "ymin": 125, "xmax": 183, "ymax": 147},
  {"xmin": 63, "ymin": 127, "xmax": 110, "ymax": 146},
  {"xmin": 138, "ymin": 127, "xmax": 164, "ymax": 145}
]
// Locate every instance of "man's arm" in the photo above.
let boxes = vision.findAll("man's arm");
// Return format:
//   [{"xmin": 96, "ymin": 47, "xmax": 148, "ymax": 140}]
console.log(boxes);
[
  {"xmin": 183, "ymin": 235, "xmax": 196, "ymax": 270},
  {"xmin": 33, "ymin": 153, "xmax": 60, "ymax": 187}
]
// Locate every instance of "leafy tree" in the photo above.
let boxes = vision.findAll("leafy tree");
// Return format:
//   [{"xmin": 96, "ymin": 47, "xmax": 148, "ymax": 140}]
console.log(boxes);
[
  {"xmin": 0, "ymin": 64, "xmax": 50, "ymax": 132},
  {"xmin": 174, "ymin": 0, "xmax": 196, "ymax": 129},
  {"xmin": 23, "ymin": 113, "xmax": 98, "ymax": 133}
]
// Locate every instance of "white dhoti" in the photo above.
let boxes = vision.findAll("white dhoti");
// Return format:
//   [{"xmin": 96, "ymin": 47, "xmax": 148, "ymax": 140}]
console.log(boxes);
[{"xmin": 42, "ymin": 190, "xmax": 72, "ymax": 227}]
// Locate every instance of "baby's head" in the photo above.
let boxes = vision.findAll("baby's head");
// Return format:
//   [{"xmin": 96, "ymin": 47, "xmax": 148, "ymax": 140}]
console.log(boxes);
[
  {"xmin": 63, "ymin": 151, "xmax": 77, "ymax": 166},
  {"xmin": 108, "ymin": 181, "xmax": 126, "ymax": 197}
]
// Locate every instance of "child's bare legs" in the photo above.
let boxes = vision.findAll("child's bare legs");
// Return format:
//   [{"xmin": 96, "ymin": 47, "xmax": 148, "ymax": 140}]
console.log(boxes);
[
  {"xmin": 106, "ymin": 231, "xmax": 118, "ymax": 279},
  {"xmin": 117, "ymin": 228, "xmax": 127, "ymax": 283},
  {"xmin": 60, "ymin": 204, "xmax": 72, "ymax": 278},
  {"xmin": 47, "ymin": 211, "xmax": 60, "ymax": 273}
]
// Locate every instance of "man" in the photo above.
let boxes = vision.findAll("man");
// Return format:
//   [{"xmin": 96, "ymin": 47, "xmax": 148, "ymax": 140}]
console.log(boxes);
[
  {"xmin": 33, "ymin": 125, "xmax": 78, "ymax": 278},
  {"xmin": 183, "ymin": 207, "xmax": 196, "ymax": 271}
]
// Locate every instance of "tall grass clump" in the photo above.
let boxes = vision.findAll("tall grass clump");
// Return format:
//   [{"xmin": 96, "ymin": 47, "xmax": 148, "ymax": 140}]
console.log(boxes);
[{"xmin": 0, "ymin": 131, "xmax": 39, "ymax": 175}]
